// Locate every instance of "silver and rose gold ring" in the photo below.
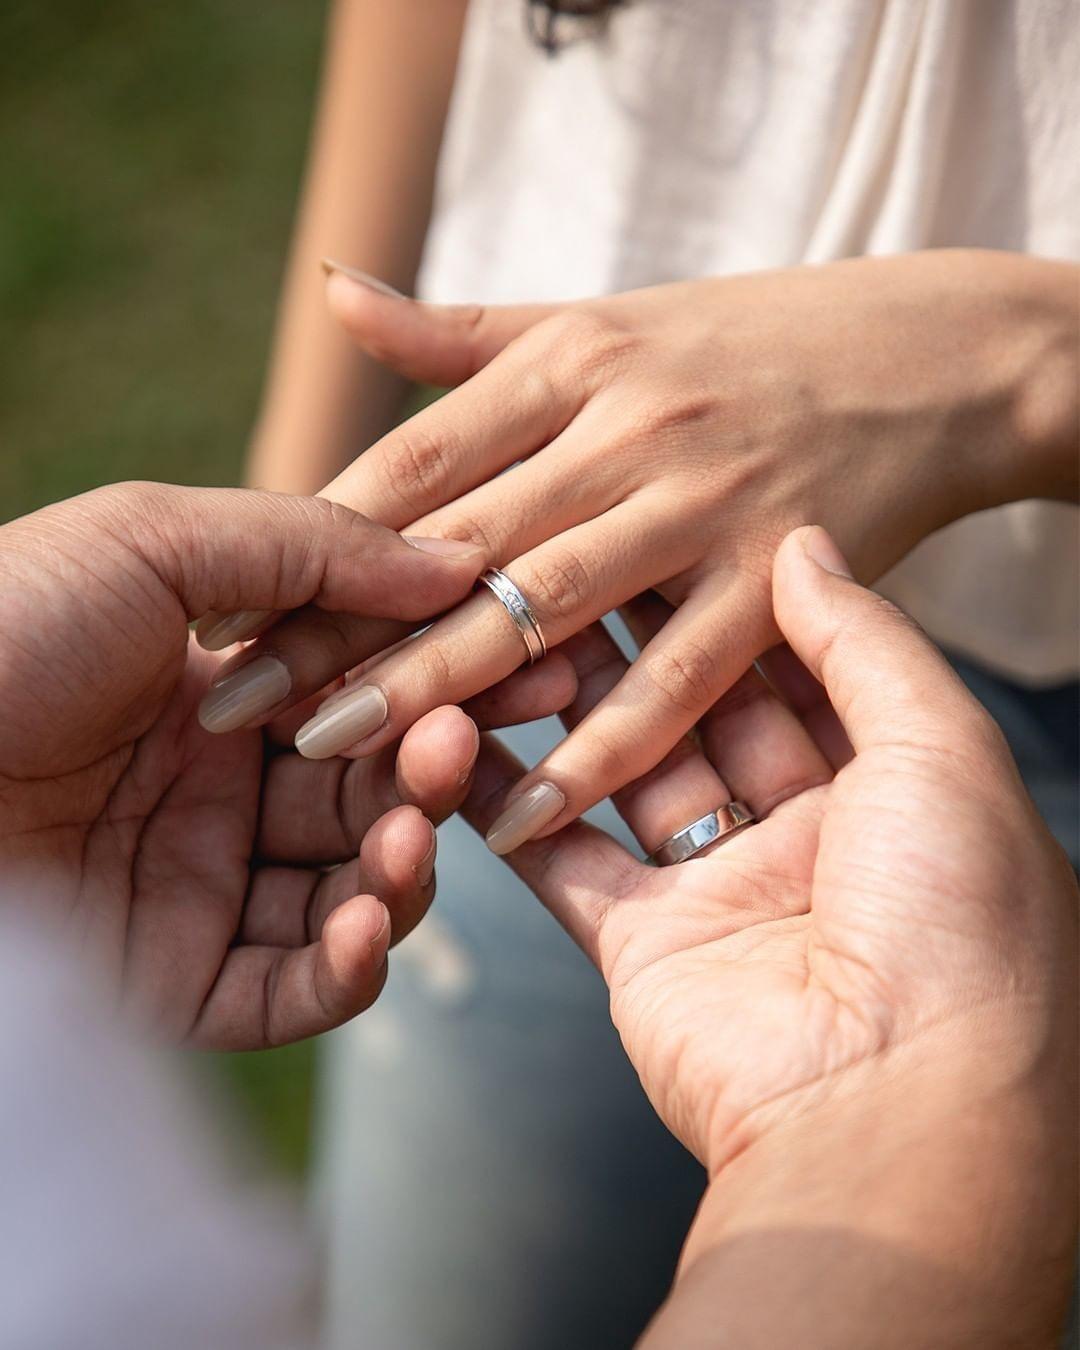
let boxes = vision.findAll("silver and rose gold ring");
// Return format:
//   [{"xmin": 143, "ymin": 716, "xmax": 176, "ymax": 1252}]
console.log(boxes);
[
  {"xmin": 649, "ymin": 801, "xmax": 755, "ymax": 866},
  {"xmin": 477, "ymin": 567, "xmax": 548, "ymax": 667}
]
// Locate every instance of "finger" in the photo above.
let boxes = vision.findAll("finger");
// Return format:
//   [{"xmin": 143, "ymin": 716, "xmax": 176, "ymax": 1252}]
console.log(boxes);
[
  {"xmin": 241, "ymin": 805, "xmax": 436, "ymax": 953},
  {"xmin": 541, "ymin": 622, "xmax": 731, "ymax": 857},
  {"xmin": 188, "ymin": 894, "xmax": 391, "ymax": 1051},
  {"xmin": 318, "ymin": 315, "xmax": 587, "ymax": 530},
  {"xmin": 291, "ymin": 505, "xmax": 680, "ymax": 761},
  {"xmin": 396, "ymin": 401, "xmax": 632, "ymax": 560},
  {"xmin": 394, "ymin": 705, "xmax": 480, "ymax": 819},
  {"xmin": 477, "ymin": 584, "xmax": 777, "ymax": 852},
  {"xmin": 461, "ymin": 651, "xmax": 578, "ymax": 730},
  {"xmin": 223, "ymin": 448, "xmax": 637, "ymax": 740},
  {"xmin": 126, "ymin": 483, "xmax": 485, "ymax": 652},
  {"xmin": 194, "ymin": 519, "xmax": 483, "ymax": 734},
  {"xmin": 460, "ymin": 731, "xmax": 639, "ymax": 966},
  {"xmin": 773, "ymin": 527, "xmax": 1009, "ymax": 763},
  {"xmin": 347, "ymin": 802, "xmax": 437, "ymax": 946},
  {"xmin": 325, "ymin": 264, "xmax": 563, "ymax": 385},
  {"xmin": 757, "ymin": 643, "xmax": 853, "ymax": 770},
  {"xmin": 619, "ymin": 590, "xmax": 831, "ymax": 819},
  {"xmin": 262, "ymin": 648, "xmax": 576, "ymax": 749},
  {"xmin": 257, "ymin": 706, "xmax": 478, "ymax": 865}
]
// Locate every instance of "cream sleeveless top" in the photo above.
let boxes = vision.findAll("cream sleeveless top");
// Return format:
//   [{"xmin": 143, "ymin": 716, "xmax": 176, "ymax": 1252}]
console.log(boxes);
[{"xmin": 418, "ymin": 0, "xmax": 1079, "ymax": 684}]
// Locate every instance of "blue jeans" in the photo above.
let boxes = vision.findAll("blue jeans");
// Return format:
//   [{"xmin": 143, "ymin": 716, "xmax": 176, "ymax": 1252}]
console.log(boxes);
[{"xmin": 316, "ymin": 658, "xmax": 1078, "ymax": 1350}]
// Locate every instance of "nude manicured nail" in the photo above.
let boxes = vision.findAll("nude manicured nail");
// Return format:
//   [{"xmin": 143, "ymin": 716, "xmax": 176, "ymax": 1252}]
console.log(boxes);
[
  {"xmin": 403, "ymin": 534, "xmax": 484, "ymax": 558},
  {"xmin": 321, "ymin": 258, "xmax": 405, "ymax": 299},
  {"xmin": 295, "ymin": 685, "xmax": 389, "ymax": 760},
  {"xmin": 197, "ymin": 656, "xmax": 291, "ymax": 734},
  {"xmin": 195, "ymin": 609, "xmax": 271, "ymax": 652},
  {"xmin": 485, "ymin": 783, "xmax": 566, "ymax": 856}
]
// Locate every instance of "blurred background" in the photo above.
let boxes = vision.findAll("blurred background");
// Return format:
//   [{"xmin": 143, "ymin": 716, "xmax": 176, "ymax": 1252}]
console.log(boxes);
[{"xmin": 1, "ymin": 0, "xmax": 331, "ymax": 1176}]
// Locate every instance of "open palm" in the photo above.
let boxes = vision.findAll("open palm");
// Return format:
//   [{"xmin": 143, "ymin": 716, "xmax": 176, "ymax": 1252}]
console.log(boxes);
[{"xmin": 465, "ymin": 529, "xmax": 1075, "ymax": 1174}]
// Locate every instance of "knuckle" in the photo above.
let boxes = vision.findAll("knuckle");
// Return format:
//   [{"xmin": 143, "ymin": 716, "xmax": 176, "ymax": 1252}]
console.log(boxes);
[
  {"xmin": 381, "ymin": 425, "xmax": 454, "ymax": 509},
  {"xmin": 426, "ymin": 510, "xmax": 499, "ymax": 559},
  {"xmin": 817, "ymin": 593, "xmax": 917, "ymax": 681},
  {"xmin": 545, "ymin": 309, "xmax": 635, "ymax": 382},
  {"xmin": 641, "ymin": 638, "xmax": 723, "ymax": 715},
  {"xmin": 527, "ymin": 548, "xmax": 593, "ymax": 623},
  {"xmin": 316, "ymin": 496, "xmax": 362, "ymax": 536}
]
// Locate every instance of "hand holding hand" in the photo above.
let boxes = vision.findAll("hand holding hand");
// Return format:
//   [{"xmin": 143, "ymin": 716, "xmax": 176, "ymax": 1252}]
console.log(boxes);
[
  {"xmin": 0, "ymin": 484, "xmax": 495, "ymax": 1048},
  {"xmin": 198, "ymin": 251, "xmax": 1077, "ymax": 861},
  {"xmin": 464, "ymin": 526, "xmax": 1077, "ymax": 1344}
]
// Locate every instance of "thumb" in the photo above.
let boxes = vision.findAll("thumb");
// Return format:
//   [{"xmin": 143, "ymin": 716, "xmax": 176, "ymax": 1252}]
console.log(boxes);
[
  {"xmin": 112, "ymin": 483, "xmax": 485, "ymax": 636},
  {"xmin": 772, "ymin": 526, "xmax": 1002, "ymax": 761},
  {"xmin": 323, "ymin": 260, "xmax": 562, "ymax": 386}
]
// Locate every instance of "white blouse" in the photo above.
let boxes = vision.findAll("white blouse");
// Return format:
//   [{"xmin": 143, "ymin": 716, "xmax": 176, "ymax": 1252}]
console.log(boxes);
[{"xmin": 419, "ymin": 0, "xmax": 1079, "ymax": 684}]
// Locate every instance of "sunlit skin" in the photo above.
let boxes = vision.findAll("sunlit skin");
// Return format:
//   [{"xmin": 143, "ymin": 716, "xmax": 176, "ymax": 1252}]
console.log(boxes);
[
  {"xmin": 0, "ymin": 482, "xmax": 573, "ymax": 1049},
  {"xmin": 209, "ymin": 250, "xmax": 1077, "ymax": 863},
  {"xmin": 464, "ymin": 529, "xmax": 1078, "ymax": 1348}
]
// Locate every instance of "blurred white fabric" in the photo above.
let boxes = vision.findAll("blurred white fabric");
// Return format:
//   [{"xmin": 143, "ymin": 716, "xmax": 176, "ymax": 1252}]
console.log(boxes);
[
  {"xmin": 421, "ymin": 0, "xmax": 1080, "ymax": 684},
  {"xmin": 0, "ymin": 905, "xmax": 312, "ymax": 1350}
]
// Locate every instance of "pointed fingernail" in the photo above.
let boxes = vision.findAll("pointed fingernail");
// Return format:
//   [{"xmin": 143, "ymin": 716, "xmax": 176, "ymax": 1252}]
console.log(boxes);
[
  {"xmin": 485, "ymin": 782, "xmax": 566, "ymax": 856},
  {"xmin": 295, "ymin": 685, "xmax": 389, "ymax": 760},
  {"xmin": 801, "ymin": 526, "xmax": 853, "ymax": 579},
  {"xmin": 195, "ymin": 609, "xmax": 271, "ymax": 652},
  {"xmin": 321, "ymin": 258, "xmax": 406, "ymax": 299},
  {"xmin": 403, "ymin": 534, "xmax": 484, "ymax": 558},
  {"xmin": 197, "ymin": 655, "xmax": 291, "ymax": 733}
]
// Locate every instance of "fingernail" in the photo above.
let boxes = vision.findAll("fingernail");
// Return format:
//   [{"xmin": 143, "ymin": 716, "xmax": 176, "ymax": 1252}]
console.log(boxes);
[
  {"xmin": 295, "ymin": 685, "xmax": 389, "ymax": 760},
  {"xmin": 321, "ymin": 258, "xmax": 406, "ymax": 299},
  {"xmin": 801, "ymin": 526, "xmax": 853, "ymax": 579},
  {"xmin": 485, "ymin": 782, "xmax": 566, "ymax": 856},
  {"xmin": 369, "ymin": 904, "xmax": 392, "ymax": 959},
  {"xmin": 414, "ymin": 828, "xmax": 437, "ymax": 887},
  {"xmin": 197, "ymin": 656, "xmax": 291, "ymax": 733},
  {"xmin": 195, "ymin": 609, "xmax": 271, "ymax": 652},
  {"xmin": 403, "ymin": 534, "xmax": 484, "ymax": 558}
]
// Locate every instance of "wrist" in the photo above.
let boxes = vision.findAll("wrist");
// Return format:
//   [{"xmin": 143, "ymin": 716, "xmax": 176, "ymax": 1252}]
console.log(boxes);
[
  {"xmin": 655, "ymin": 1029, "xmax": 1075, "ymax": 1350},
  {"xmin": 960, "ymin": 249, "xmax": 1079, "ymax": 510}
]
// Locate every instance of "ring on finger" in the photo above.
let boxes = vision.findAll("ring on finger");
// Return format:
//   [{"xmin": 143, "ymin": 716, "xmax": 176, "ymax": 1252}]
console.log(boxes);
[
  {"xmin": 649, "ymin": 801, "xmax": 755, "ymax": 866},
  {"xmin": 477, "ymin": 567, "xmax": 548, "ymax": 667}
]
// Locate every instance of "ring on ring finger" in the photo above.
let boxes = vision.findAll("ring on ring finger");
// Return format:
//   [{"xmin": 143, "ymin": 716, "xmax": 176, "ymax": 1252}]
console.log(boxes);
[
  {"xmin": 648, "ymin": 801, "xmax": 755, "ymax": 866},
  {"xmin": 477, "ymin": 567, "xmax": 548, "ymax": 667}
]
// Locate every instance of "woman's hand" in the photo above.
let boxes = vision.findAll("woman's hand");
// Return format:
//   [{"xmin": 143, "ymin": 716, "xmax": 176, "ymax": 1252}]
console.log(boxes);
[
  {"xmin": 465, "ymin": 528, "xmax": 1078, "ymax": 1347},
  {"xmin": 199, "ymin": 249, "xmax": 1077, "ymax": 854},
  {"xmin": 0, "ymin": 484, "xmax": 572, "ymax": 1049}
]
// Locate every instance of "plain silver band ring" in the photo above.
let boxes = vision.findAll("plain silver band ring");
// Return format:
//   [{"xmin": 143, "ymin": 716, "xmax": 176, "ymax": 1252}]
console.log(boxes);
[
  {"xmin": 649, "ymin": 801, "xmax": 755, "ymax": 866},
  {"xmin": 477, "ymin": 567, "xmax": 548, "ymax": 667}
]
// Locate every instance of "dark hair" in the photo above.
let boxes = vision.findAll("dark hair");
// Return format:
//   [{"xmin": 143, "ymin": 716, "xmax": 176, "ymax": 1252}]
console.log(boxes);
[{"xmin": 526, "ymin": 0, "xmax": 625, "ymax": 53}]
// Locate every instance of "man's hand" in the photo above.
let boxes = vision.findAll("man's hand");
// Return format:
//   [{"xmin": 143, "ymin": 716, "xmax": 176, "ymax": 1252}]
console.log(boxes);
[
  {"xmin": 464, "ymin": 526, "xmax": 1078, "ymax": 1347},
  {"xmin": 0, "ymin": 483, "xmax": 572, "ymax": 1049}
]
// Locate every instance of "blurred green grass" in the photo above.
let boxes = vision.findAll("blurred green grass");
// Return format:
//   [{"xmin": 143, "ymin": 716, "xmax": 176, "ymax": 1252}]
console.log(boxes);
[{"xmin": 1, "ymin": 0, "xmax": 330, "ymax": 1174}]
